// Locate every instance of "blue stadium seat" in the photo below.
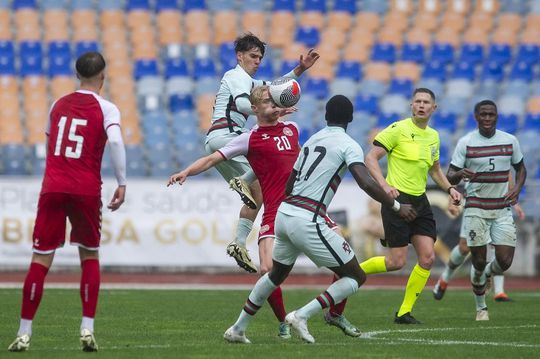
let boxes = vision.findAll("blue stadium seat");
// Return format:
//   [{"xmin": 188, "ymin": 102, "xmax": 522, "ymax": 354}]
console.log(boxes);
[
  {"xmin": 524, "ymin": 113, "xmax": 540, "ymax": 130},
  {"xmin": 459, "ymin": 43, "xmax": 484, "ymax": 65},
  {"xmin": 488, "ymin": 44, "xmax": 512, "ymax": 65},
  {"xmin": 239, "ymin": 0, "xmax": 265, "ymax": 11},
  {"xmin": 476, "ymin": 80, "xmax": 499, "ymax": 100},
  {"xmin": 432, "ymin": 112, "xmax": 458, "ymax": 132},
  {"xmin": 354, "ymin": 94, "xmax": 378, "ymax": 115},
  {"xmin": 497, "ymin": 114, "xmax": 519, "ymax": 134},
  {"xmin": 194, "ymin": 76, "xmax": 219, "ymax": 95},
  {"xmin": 371, "ymin": 43, "xmax": 396, "ymax": 63},
  {"xmin": 169, "ymin": 93, "xmax": 194, "ymax": 112},
  {"xmin": 336, "ymin": 61, "xmax": 362, "ymax": 82},
  {"xmin": 333, "ymin": 0, "xmax": 356, "ymax": 13},
  {"xmin": 155, "ymin": 0, "xmax": 178, "ymax": 11},
  {"xmin": 330, "ymin": 78, "xmax": 357, "ymax": 99},
  {"xmin": 510, "ymin": 61, "xmax": 534, "ymax": 82},
  {"xmin": 303, "ymin": 0, "xmax": 326, "ymax": 12},
  {"xmin": 193, "ymin": 58, "xmax": 216, "ymax": 79},
  {"xmin": 502, "ymin": 79, "xmax": 530, "ymax": 98},
  {"xmin": 498, "ymin": 95, "xmax": 525, "ymax": 116},
  {"xmin": 358, "ymin": 79, "xmax": 386, "ymax": 97},
  {"xmin": 97, "ymin": 0, "xmax": 122, "ymax": 10},
  {"xmin": 417, "ymin": 79, "xmax": 444, "ymax": 99},
  {"xmin": 71, "ymin": 0, "xmax": 94, "ymax": 9},
  {"xmin": 183, "ymin": 0, "xmax": 206, "ymax": 11},
  {"xmin": 12, "ymin": 0, "xmax": 36, "ymax": 9},
  {"xmin": 401, "ymin": 43, "xmax": 425, "ymax": 63},
  {"xmin": 500, "ymin": 0, "xmax": 529, "ymax": 13},
  {"xmin": 430, "ymin": 43, "xmax": 454, "ymax": 65},
  {"xmin": 20, "ymin": 56, "xmax": 43, "ymax": 76},
  {"xmin": 439, "ymin": 96, "xmax": 468, "ymax": 117},
  {"xmin": 273, "ymin": 0, "xmax": 294, "ymax": 11},
  {"xmin": 377, "ymin": 113, "xmax": 399, "ymax": 127},
  {"xmin": 1, "ymin": 144, "xmax": 27, "ymax": 176},
  {"xmin": 48, "ymin": 41, "xmax": 71, "ymax": 60},
  {"xmin": 295, "ymin": 27, "xmax": 320, "ymax": 48},
  {"xmin": 422, "ymin": 61, "xmax": 447, "ymax": 81},
  {"xmin": 280, "ymin": 59, "xmax": 298, "ymax": 74},
  {"xmin": 206, "ymin": 0, "xmax": 234, "ymax": 11},
  {"xmin": 165, "ymin": 58, "xmax": 188, "ymax": 78},
  {"xmin": 388, "ymin": 79, "xmax": 413, "ymax": 97},
  {"xmin": 452, "ymin": 61, "xmax": 476, "ymax": 80},
  {"xmin": 134, "ymin": 59, "xmax": 159, "ymax": 79},
  {"xmin": 0, "ymin": 40, "xmax": 14, "ymax": 56},
  {"xmin": 481, "ymin": 61, "xmax": 504, "ymax": 82},
  {"xmin": 48, "ymin": 55, "xmax": 71, "ymax": 76},
  {"xmin": 303, "ymin": 78, "xmax": 328, "ymax": 99},
  {"xmin": 75, "ymin": 41, "xmax": 99, "ymax": 58},
  {"xmin": 464, "ymin": 112, "xmax": 477, "ymax": 131},
  {"xmin": 257, "ymin": 60, "xmax": 274, "ymax": 80},
  {"xmin": 439, "ymin": 143, "xmax": 450, "ymax": 166},
  {"xmin": 0, "ymin": 54, "xmax": 15, "ymax": 74},
  {"xmin": 20, "ymin": 41, "xmax": 42, "ymax": 59},
  {"xmin": 515, "ymin": 44, "xmax": 540, "ymax": 65},
  {"xmin": 40, "ymin": 0, "xmax": 65, "ymax": 9},
  {"xmin": 362, "ymin": 0, "xmax": 387, "ymax": 14},
  {"xmin": 380, "ymin": 95, "xmax": 408, "ymax": 115},
  {"xmin": 219, "ymin": 42, "xmax": 235, "ymax": 63},
  {"xmin": 126, "ymin": 0, "xmax": 150, "ymax": 10},
  {"xmin": 125, "ymin": 145, "xmax": 146, "ymax": 177}
]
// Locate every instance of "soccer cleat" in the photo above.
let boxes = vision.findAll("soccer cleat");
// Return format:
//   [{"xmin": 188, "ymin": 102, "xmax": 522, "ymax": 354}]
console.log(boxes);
[
  {"xmin": 285, "ymin": 311, "xmax": 315, "ymax": 344},
  {"xmin": 432, "ymin": 279, "xmax": 448, "ymax": 300},
  {"xmin": 394, "ymin": 312, "xmax": 422, "ymax": 324},
  {"xmin": 226, "ymin": 242, "xmax": 258, "ymax": 273},
  {"xmin": 223, "ymin": 326, "xmax": 251, "ymax": 344},
  {"xmin": 494, "ymin": 293, "xmax": 513, "ymax": 302},
  {"xmin": 7, "ymin": 334, "xmax": 30, "ymax": 352},
  {"xmin": 278, "ymin": 322, "xmax": 291, "ymax": 339},
  {"xmin": 80, "ymin": 329, "xmax": 98, "ymax": 352},
  {"xmin": 324, "ymin": 312, "xmax": 362, "ymax": 337},
  {"xmin": 229, "ymin": 177, "xmax": 257, "ymax": 209},
  {"xmin": 476, "ymin": 307, "xmax": 489, "ymax": 321}
]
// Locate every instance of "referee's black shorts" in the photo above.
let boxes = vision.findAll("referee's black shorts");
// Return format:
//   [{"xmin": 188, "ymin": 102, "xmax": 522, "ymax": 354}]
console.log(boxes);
[{"xmin": 380, "ymin": 192, "xmax": 437, "ymax": 248}]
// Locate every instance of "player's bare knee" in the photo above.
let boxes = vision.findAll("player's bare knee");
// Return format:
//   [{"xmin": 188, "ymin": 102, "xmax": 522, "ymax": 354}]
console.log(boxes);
[
  {"xmin": 418, "ymin": 252, "xmax": 435, "ymax": 269},
  {"xmin": 472, "ymin": 257, "xmax": 487, "ymax": 271},
  {"xmin": 386, "ymin": 254, "xmax": 407, "ymax": 270}
]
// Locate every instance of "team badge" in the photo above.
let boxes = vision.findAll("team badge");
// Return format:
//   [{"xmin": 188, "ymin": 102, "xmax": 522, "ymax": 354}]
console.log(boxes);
[
  {"xmin": 261, "ymin": 133, "xmax": 269, "ymax": 140},
  {"xmin": 342, "ymin": 241, "xmax": 351, "ymax": 254},
  {"xmin": 431, "ymin": 146, "xmax": 436, "ymax": 160},
  {"xmin": 283, "ymin": 127, "xmax": 293, "ymax": 136},
  {"xmin": 260, "ymin": 224, "xmax": 270, "ymax": 234},
  {"xmin": 469, "ymin": 230, "xmax": 477, "ymax": 241}
]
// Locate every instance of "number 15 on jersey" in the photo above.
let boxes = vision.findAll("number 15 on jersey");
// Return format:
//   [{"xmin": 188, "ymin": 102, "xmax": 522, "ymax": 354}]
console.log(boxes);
[{"xmin": 54, "ymin": 116, "xmax": 88, "ymax": 159}]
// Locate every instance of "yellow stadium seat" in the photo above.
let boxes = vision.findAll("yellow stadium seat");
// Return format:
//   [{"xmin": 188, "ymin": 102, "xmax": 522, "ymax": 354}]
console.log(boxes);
[
  {"xmin": 406, "ymin": 27, "xmax": 432, "ymax": 46},
  {"xmin": 354, "ymin": 12, "xmax": 380, "ymax": 33},
  {"xmin": 413, "ymin": 12, "xmax": 439, "ymax": 31},
  {"xmin": 343, "ymin": 42, "xmax": 370, "ymax": 63},
  {"xmin": 435, "ymin": 28, "xmax": 461, "ymax": 47},
  {"xmin": 491, "ymin": 28, "xmax": 517, "ymax": 46},
  {"xmin": 527, "ymin": 97, "xmax": 540, "ymax": 113},
  {"xmin": 282, "ymin": 42, "xmax": 309, "ymax": 61},
  {"xmin": 101, "ymin": 10, "xmax": 125, "ymax": 28},
  {"xmin": 299, "ymin": 11, "xmax": 325, "ymax": 30},
  {"xmin": 214, "ymin": 11, "xmax": 238, "ymax": 44},
  {"xmin": 157, "ymin": 10, "xmax": 183, "ymax": 45},
  {"xmin": 440, "ymin": 12, "xmax": 466, "ymax": 32},
  {"xmin": 0, "ymin": 10, "xmax": 11, "ymax": 40},
  {"xmin": 394, "ymin": 61, "xmax": 421, "ymax": 82},
  {"xmin": 475, "ymin": 0, "xmax": 499, "ymax": 14},
  {"xmin": 197, "ymin": 94, "xmax": 215, "ymax": 131},
  {"xmin": 390, "ymin": 0, "xmax": 414, "ymax": 14},
  {"xmin": 185, "ymin": 10, "xmax": 210, "ymax": 31},
  {"xmin": 447, "ymin": 0, "xmax": 471, "ymax": 14},
  {"xmin": 15, "ymin": 9, "xmax": 40, "ymax": 41},
  {"xmin": 320, "ymin": 27, "xmax": 347, "ymax": 49},
  {"xmin": 462, "ymin": 27, "xmax": 489, "ymax": 46},
  {"xmin": 315, "ymin": 41, "xmax": 340, "ymax": 65},
  {"xmin": 186, "ymin": 26, "xmax": 211, "ymax": 45},
  {"xmin": 309, "ymin": 60, "xmax": 334, "ymax": 80},
  {"xmin": 383, "ymin": 12, "xmax": 409, "ymax": 32},
  {"xmin": 418, "ymin": 0, "xmax": 442, "ymax": 13},
  {"xmin": 378, "ymin": 26, "xmax": 404, "ymax": 47},
  {"xmin": 270, "ymin": 11, "xmax": 295, "ymax": 31},
  {"xmin": 327, "ymin": 11, "xmax": 352, "ymax": 32},
  {"xmin": 268, "ymin": 26, "xmax": 294, "ymax": 49},
  {"xmin": 127, "ymin": 9, "xmax": 152, "ymax": 31},
  {"xmin": 241, "ymin": 11, "xmax": 266, "ymax": 39},
  {"xmin": 349, "ymin": 27, "xmax": 375, "ymax": 48},
  {"xmin": 468, "ymin": 11, "xmax": 494, "ymax": 32},
  {"xmin": 50, "ymin": 76, "xmax": 76, "ymax": 100},
  {"xmin": 497, "ymin": 14, "xmax": 522, "ymax": 34},
  {"xmin": 364, "ymin": 62, "xmax": 392, "ymax": 82},
  {"xmin": 521, "ymin": 28, "xmax": 540, "ymax": 46},
  {"xmin": 72, "ymin": 10, "xmax": 98, "ymax": 41}
]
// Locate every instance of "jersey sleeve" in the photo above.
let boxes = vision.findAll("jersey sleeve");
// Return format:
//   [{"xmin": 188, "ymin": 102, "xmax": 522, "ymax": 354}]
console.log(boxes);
[
  {"xmin": 511, "ymin": 135, "xmax": 524, "ymax": 164},
  {"xmin": 450, "ymin": 137, "xmax": 467, "ymax": 168},
  {"xmin": 99, "ymin": 98, "xmax": 121, "ymax": 131},
  {"xmin": 434, "ymin": 131, "xmax": 440, "ymax": 162},
  {"xmin": 373, "ymin": 122, "xmax": 400, "ymax": 152},
  {"xmin": 342, "ymin": 137, "xmax": 365, "ymax": 166},
  {"xmin": 218, "ymin": 132, "xmax": 251, "ymax": 159}
]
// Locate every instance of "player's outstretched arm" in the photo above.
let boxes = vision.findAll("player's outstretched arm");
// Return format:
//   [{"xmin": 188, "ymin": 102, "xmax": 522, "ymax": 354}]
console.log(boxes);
[
  {"xmin": 446, "ymin": 164, "xmax": 476, "ymax": 185},
  {"xmin": 350, "ymin": 163, "xmax": 416, "ymax": 222},
  {"xmin": 365, "ymin": 146, "xmax": 399, "ymax": 198},
  {"xmin": 167, "ymin": 152, "xmax": 224, "ymax": 187},
  {"xmin": 293, "ymin": 48, "xmax": 320, "ymax": 77}
]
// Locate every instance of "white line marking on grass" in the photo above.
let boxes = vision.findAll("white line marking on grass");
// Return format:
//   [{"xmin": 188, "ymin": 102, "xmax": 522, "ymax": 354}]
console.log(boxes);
[
  {"xmin": 32, "ymin": 344, "xmax": 171, "ymax": 351},
  {"xmin": 362, "ymin": 324, "xmax": 539, "ymax": 348}
]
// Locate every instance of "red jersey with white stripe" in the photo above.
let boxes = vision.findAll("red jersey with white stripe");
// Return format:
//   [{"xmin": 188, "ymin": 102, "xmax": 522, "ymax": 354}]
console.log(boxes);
[
  {"xmin": 219, "ymin": 121, "xmax": 300, "ymax": 219},
  {"xmin": 42, "ymin": 90, "xmax": 121, "ymax": 196}
]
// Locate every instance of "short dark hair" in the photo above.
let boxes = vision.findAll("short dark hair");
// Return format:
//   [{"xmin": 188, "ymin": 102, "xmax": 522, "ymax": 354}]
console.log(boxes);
[
  {"xmin": 326, "ymin": 95, "xmax": 353, "ymax": 124},
  {"xmin": 234, "ymin": 33, "xmax": 266, "ymax": 57},
  {"xmin": 75, "ymin": 52, "xmax": 106, "ymax": 79},
  {"xmin": 474, "ymin": 99, "xmax": 497, "ymax": 114},
  {"xmin": 413, "ymin": 88, "xmax": 436, "ymax": 101}
]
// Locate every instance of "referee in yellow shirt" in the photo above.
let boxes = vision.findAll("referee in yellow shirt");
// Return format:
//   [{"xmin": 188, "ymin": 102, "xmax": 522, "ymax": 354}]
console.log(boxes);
[{"xmin": 361, "ymin": 88, "xmax": 462, "ymax": 324}]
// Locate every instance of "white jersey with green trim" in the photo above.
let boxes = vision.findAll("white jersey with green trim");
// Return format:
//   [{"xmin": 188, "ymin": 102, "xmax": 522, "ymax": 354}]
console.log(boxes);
[{"xmin": 279, "ymin": 126, "xmax": 365, "ymax": 223}]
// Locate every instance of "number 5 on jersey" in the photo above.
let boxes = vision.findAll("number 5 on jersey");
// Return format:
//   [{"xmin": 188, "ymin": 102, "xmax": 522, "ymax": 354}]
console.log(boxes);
[{"xmin": 54, "ymin": 116, "xmax": 88, "ymax": 159}]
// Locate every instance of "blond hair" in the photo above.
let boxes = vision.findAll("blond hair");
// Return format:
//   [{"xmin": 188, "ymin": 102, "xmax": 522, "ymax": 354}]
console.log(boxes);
[{"xmin": 250, "ymin": 85, "xmax": 270, "ymax": 105}]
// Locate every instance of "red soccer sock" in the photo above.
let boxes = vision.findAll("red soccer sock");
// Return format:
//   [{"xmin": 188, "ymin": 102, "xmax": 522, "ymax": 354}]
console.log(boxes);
[
  {"xmin": 21, "ymin": 262, "xmax": 49, "ymax": 320},
  {"xmin": 329, "ymin": 274, "xmax": 348, "ymax": 317},
  {"xmin": 267, "ymin": 286, "xmax": 286, "ymax": 322},
  {"xmin": 80, "ymin": 259, "xmax": 100, "ymax": 318}
]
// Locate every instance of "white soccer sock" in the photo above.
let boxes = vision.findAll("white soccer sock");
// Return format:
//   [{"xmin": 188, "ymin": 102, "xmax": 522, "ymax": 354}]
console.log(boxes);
[
  {"xmin": 493, "ymin": 275, "xmax": 505, "ymax": 295},
  {"xmin": 470, "ymin": 265, "xmax": 487, "ymax": 311},
  {"xmin": 235, "ymin": 218, "xmax": 253, "ymax": 248},
  {"xmin": 485, "ymin": 259, "xmax": 504, "ymax": 277},
  {"xmin": 233, "ymin": 273, "xmax": 277, "ymax": 332},
  {"xmin": 441, "ymin": 246, "xmax": 469, "ymax": 282},
  {"xmin": 17, "ymin": 319, "xmax": 32, "ymax": 337},
  {"xmin": 81, "ymin": 316, "xmax": 94, "ymax": 333},
  {"xmin": 240, "ymin": 170, "xmax": 257, "ymax": 185},
  {"xmin": 296, "ymin": 277, "xmax": 359, "ymax": 320}
]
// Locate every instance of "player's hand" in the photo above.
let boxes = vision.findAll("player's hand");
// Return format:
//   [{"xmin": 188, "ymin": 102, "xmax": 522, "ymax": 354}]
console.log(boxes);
[
  {"xmin": 460, "ymin": 168, "xmax": 476, "ymax": 182},
  {"xmin": 107, "ymin": 185, "xmax": 126, "ymax": 211},
  {"xmin": 298, "ymin": 48, "xmax": 320, "ymax": 72},
  {"xmin": 398, "ymin": 204, "xmax": 416, "ymax": 222},
  {"xmin": 448, "ymin": 187, "xmax": 462, "ymax": 205},
  {"xmin": 279, "ymin": 106, "xmax": 297, "ymax": 117},
  {"xmin": 512, "ymin": 203, "xmax": 526, "ymax": 221},
  {"xmin": 167, "ymin": 171, "xmax": 188, "ymax": 186},
  {"xmin": 448, "ymin": 201, "xmax": 462, "ymax": 217},
  {"xmin": 383, "ymin": 184, "xmax": 400, "ymax": 199},
  {"xmin": 503, "ymin": 187, "xmax": 520, "ymax": 206}
]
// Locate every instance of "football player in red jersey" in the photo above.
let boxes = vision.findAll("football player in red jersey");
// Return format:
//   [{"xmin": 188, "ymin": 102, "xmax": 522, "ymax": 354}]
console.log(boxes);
[{"xmin": 8, "ymin": 52, "xmax": 126, "ymax": 353}]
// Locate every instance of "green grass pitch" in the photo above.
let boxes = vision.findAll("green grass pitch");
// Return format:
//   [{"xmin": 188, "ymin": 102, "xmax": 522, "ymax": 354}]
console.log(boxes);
[{"xmin": 1, "ymin": 287, "xmax": 539, "ymax": 358}]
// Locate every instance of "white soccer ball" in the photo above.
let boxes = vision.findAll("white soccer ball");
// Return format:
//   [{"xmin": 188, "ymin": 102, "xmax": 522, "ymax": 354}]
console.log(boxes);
[{"xmin": 269, "ymin": 77, "xmax": 301, "ymax": 108}]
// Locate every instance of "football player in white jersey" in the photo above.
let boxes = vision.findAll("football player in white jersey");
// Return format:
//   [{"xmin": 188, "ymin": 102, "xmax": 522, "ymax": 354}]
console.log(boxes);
[
  {"xmin": 205, "ymin": 33, "xmax": 319, "ymax": 273},
  {"xmin": 445, "ymin": 100, "xmax": 527, "ymax": 320},
  {"xmin": 223, "ymin": 95, "xmax": 416, "ymax": 344}
]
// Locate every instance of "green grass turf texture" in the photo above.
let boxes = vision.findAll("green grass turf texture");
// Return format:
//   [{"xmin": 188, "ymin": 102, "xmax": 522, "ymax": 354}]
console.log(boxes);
[{"xmin": 1, "ymin": 287, "xmax": 538, "ymax": 358}]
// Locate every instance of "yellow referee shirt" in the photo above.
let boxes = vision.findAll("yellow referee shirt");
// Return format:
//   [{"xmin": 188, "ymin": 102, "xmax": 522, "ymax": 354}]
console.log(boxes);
[{"xmin": 374, "ymin": 118, "xmax": 440, "ymax": 196}]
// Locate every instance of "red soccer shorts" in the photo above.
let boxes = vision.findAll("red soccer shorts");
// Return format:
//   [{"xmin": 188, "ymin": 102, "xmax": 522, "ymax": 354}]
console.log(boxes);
[{"xmin": 32, "ymin": 193, "xmax": 102, "ymax": 254}]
